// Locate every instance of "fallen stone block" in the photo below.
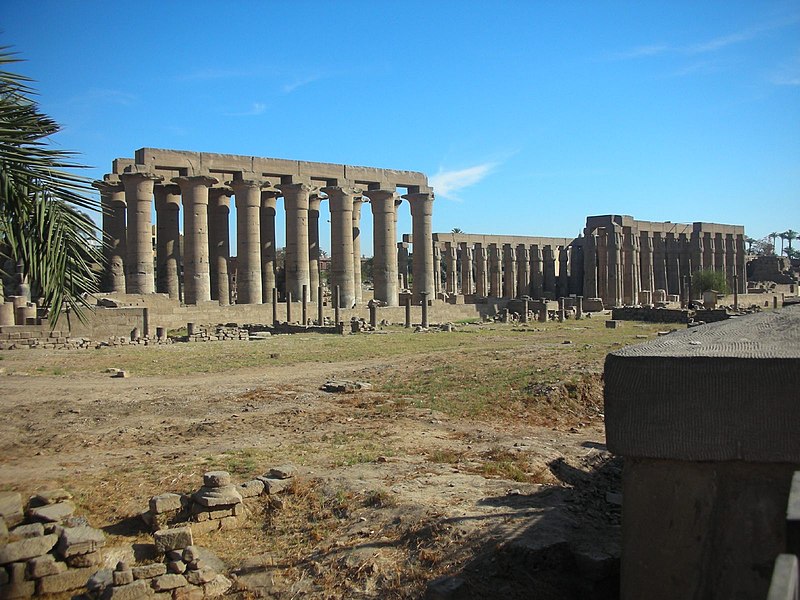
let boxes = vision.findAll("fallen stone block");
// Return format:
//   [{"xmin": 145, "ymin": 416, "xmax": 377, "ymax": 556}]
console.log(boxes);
[
  {"xmin": 151, "ymin": 573, "xmax": 188, "ymax": 592},
  {"xmin": 203, "ymin": 574, "xmax": 232, "ymax": 597},
  {"xmin": 154, "ymin": 526, "xmax": 193, "ymax": 553},
  {"xmin": 193, "ymin": 485, "xmax": 242, "ymax": 508},
  {"xmin": 36, "ymin": 566, "xmax": 95, "ymax": 595},
  {"xmin": 257, "ymin": 477, "xmax": 292, "ymax": 495},
  {"xmin": 0, "ymin": 517, "xmax": 7, "ymax": 544},
  {"xmin": 149, "ymin": 493, "xmax": 183, "ymax": 515},
  {"xmin": 66, "ymin": 549, "xmax": 103, "ymax": 568},
  {"xmin": 182, "ymin": 546, "xmax": 200, "ymax": 564},
  {"xmin": 320, "ymin": 380, "xmax": 372, "ymax": 393},
  {"xmin": 28, "ymin": 500, "xmax": 76, "ymax": 523},
  {"xmin": 27, "ymin": 554, "xmax": 67, "ymax": 578},
  {"xmin": 57, "ymin": 526, "xmax": 105, "ymax": 558},
  {"xmin": 112, "ymin": 569, "xmax": 134, "ymax": 586},
  {"xmin": 1, "ymin": 578, "xmax": 35, "ymax": 599},
  {"xmin": 103, "ymin": 579, "xmax": 148, "ymax": 600},
  {"xmin": 202, "ymin": 472, "xmax": 231, "ymax": 488},
  {"xmin": 268, "ymin": 465, "xmax": 297, "ymax": 480},
  {"xmin": 86, "ymin": 568, "xmax": 112, "ymax": 594},
  {"xmin": 0, "ymin": 492, "xmax": 24, "ymax": 528},
  {"xmin": 0, "ymin": 533, "xmax": 58, "ymax": 565},
  {"xmin": 237, "ymin": 479, "xmax": 265, "ymax": 498},
  {"xmin": 9, "ymin": 523, "xmax": 44, "ymax": 541},
  {"xmin": 132, "ymin": 563, "xmax": 167, "ymax": 580},
  {"xmin": 185, "ymin": 568, "xmax": 216, "ymax": 585},
  {"xmin": 189, "ymin": 519, "xmax": 219, "ymax": 537},
  {"xmin": 29, "ymin": 490, "xmax": 72, "ymax": 508},
  {"xmin": 167, "ymin": 560, "xmax": 186, "ymax": 574},
  {"xmin": 173, "ymin": 584, "xmax": 204, "ymax": 600},
  {"xmin": 605, "ymin": 320, "xmax": 621, "ymax": 329}
]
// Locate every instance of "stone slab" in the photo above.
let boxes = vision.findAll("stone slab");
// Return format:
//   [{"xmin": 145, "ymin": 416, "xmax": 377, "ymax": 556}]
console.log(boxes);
[
  {"xmin": 9, "ymin": 523, "xmax": 44, "ymax": 541},
  {"xmin": 203, "ymin": 574, "xmax": 232, "ymax": 597},
  {"xmin": 28, "ymin": 501, "xmax": 76, "ymax": 523},
  {"xmin": 202, "ymin": 471, "xmax": 232, "ymax": 488},
  {"xmin": 236, "ymin": 480, "xmax": 265, "ymax": 498},
  {"xmin": 36, "ymin": 566, "xmax": 95, "ymax": 595},
  {"xmin": 104, "ymin": 579, "xmax": 149, "ymax": 600},
  {"xmin": 151, "ymin": 573, "xmax": 187, "ymax": 591},
  {"xmin": 192, "ymin": 485, "xmax": 242, "ymax": 508},
  {"xmin": 154, "ymin": 526, "xmax": 193, "ymax": 553},
  {"xmin": 27, "ymin": 554, "xmax": 67, "ymax": 578},
  {"xmin": 149, "ymin": 493, "xmax": 183, "ymax": 515},
  {"xmin": 29, "ymin": 490, "xmax": 72, "ymax": 507},
  {"xmin": 57, "ymin": 526, "xmax": 105, "ymax": 557},
  {"xmin": 132, "ymin": 563, "xmax": 167, "ymax": 580},
  {"xmin": 0, "ymin": 492, "xmax": 24, "ymax": 528},
  {"xmin": 0, "ymin": 533, "xmax": 58, "ymax": 564}
]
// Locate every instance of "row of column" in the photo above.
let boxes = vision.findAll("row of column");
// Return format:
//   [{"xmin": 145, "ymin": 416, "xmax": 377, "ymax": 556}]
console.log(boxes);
[
  {"xmin": 437, "ymin": 241, "xmax": 583, "ymax": 300},
  {"xmin": 95, "ymin": 172, "xmax": 435, "ymax": 308},
  {"xmin": 583, "ymin": 225, "xmax": 747, "ymax": 307}
]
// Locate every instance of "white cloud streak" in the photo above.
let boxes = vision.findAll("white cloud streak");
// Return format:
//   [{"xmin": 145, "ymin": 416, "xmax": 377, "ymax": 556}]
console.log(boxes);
[
  {"xmin": 429, "ymin": 162, "xmax": 497, "ymax": 200},
  {"xmin": 224, "ymin": 102, "xmax": 267, "ymax": 117}
]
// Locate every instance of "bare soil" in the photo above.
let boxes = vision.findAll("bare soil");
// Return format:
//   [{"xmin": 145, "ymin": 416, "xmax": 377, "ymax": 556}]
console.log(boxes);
[{"xmin": 0, "ymin": 321, "xmax": 653, "ymax": 599}]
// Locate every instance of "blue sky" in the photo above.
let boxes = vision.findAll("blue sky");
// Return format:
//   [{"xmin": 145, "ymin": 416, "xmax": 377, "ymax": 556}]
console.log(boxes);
[{"xmin": 4, "ymin": 1, "xmax": 799, "ymax": 254}]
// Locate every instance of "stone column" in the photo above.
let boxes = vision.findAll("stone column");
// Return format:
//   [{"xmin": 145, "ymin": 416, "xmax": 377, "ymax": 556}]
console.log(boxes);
[
  {"xmin": 714, "ymin": 232, "xmax": 725, "ymax": 276},
  {"xmin": 433, "ymin": 245, "xmax": 442, "ymax": 295},
  {"xmin": 173, "ymin": 175, "xmax": 218, "ymax": 305},
  {"xmin": 261, "ymin": 189, "xmax": 280, "ymax": 303},
  {"xmin": 488, "ymin": 244, "xmax": 501, "ymax": 297},
  {"xmin": 652, "ymin": 232, "xmax": 667, "ymax": 292},
  {"xmin": 231, "ymin": 177, "xmax": 265, "ymax": 305},
  {"xmin": 366, "ymin": 189, "xmax": 399, "ymax": 306},
  {"xmin": 531, "ymin": 244, "xmax": 544, "ymax": 298},
  {"xmin": 405, "ymin": 192, "xmax": 435, "ymax": 303},
  {"xmin": 352, "ymin": 195, "xmax": 364, "ymax": 305},
  {"xmin": 279, "ymin": 182, "xmax": 312, "ymax": 302},
  {"xmin": 582, "ymin": 234, "xmax": 597, "ymax": 299},
  {"xmin": 558, "ymin": 245, "xmax": 570, "ymax": 299},
  {"xmin": 444, "ymin": 242, "xmax": 458, "ymax": 294},
  {"xmin": 459, "ymin": 242, "xmax": 474, "ymax": 295},
  {"xmin": 516, "ymin": 245, "xmax": 530, "ymax": 297},
  {"xmin": 121, "ymin": 170, "xmax": 162, "ymax": 295},
  {"xmin": 725, "ymin": 233, "xmax": 736, "ymax": 291},
  {"xmin": 621, "ymin": 229, "xmax": 634, "ymax": 304},
  {"xmin": 93, "ymin": 177, "xmax": 126, "ymax": 294},
  {"xmin": 398, "ymin": 242, "xmax": 409, "ymax": 289},
  {"xmin": 324, "ymin": 186, "xmax": 357, "ymax": 308},
  {"xmin": 630, "ymin": 233, "xmax": 641, "ymax": 305},
  {"xmin": 690, "ymin": 231, "xmax": 703, "ymax": 276},
  {"xmin": 569, "ymin": 242, "xmax": 583, "ymax": 296},
  {"xmin": 307, "ymin": 192, "xmax": 322, "ymax": 303},
  {"xmin": 702, "ymin": 232, "xmax": 714, "ymax": 271},
  {"xmin": 640, "ymin": 232, "xmax": 654, "ymax": 293},
  {"xmin": 678, "ymin": 233, "xmax": 691, "ymax": 297},
  {"xmin": 503, "ymin": 244, "xmax": 517, "ymax": 298},
  {"xmin": 607, "ymin": 229, "xmax": 623, "ymax": 307},
  {"xmin": 735, "ymin": 235, "xmax": 747, "ymax": 294},
  {"xmin": 208, "ymin": 187, "xmax": 232, "ymax": 305},
  {"xmin": 474, "ymin": 243, "xmax": 487, "ymax": 297},
  {"xmin": 154, "ymin": 184, "xmax": 182, "ymax": 300},
  {"xmin": 543, "ymin": 245, "xmax": 557, "ymax": 298},
  {"xmin": 664, "ymin": 233, "xmax": 679, "ymax": 296}
]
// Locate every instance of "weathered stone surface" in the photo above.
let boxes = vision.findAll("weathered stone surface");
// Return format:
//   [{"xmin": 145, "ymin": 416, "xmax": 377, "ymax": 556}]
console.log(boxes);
[
  {"xmin": 203, "ymin": 574, "xmax": 232, "ymax": 597},
  {"xmin": 57, "ymin": 526, "xmax": 105, "ymax": 557},
  {"xmin": 28, "ymin": 500, "xmax": 76, "ymax": 523},
  {"xmin": 219, "ymin": 515, "xmax": 242, "ymax": 530},
  {"xmin": 167, "ymin": 560, "xmax": 185, "ymax": 574},
  {"xmin": 36, "ymin": 566, "xmax": 95, "ymax": 595},
  {"xmin": 132, "ymin": 562, "xmax": 167, "ymax": 580},
  {"xmin": 182, "ymin": 546, "xmax": 200, "ymax": 564},
  {"xmin": 149, "ymin": 493, "xmax": 183, "ymax": 515},
  {"xmin": 202, "ymin": 472, "xmax": 231, "ymax": 488},
  {"xmin": 192, "ymin": 485, "xmax": 242, "ymax": 508},
  {"xmin": 103, "ymin": 578, "xmax": 148, "ymax": 600},
  {"xmin": 268, "ymin": 465, "xmax": 297, "ymax": 479},
  {"xmin": 112, "ymin": 569, "xmax": 134, "ymax": 586},
  {"xmin": 189, "ymin": 520, "xmax": 219, "ymax": 536},
  {"xmin": 0, "ymin": 492, "xmax": 24, "ymax": 528},
  {"xmin": 0, "ymin": 533, "xmax": 58, "ymax": 564},
  {"xmin": 256, "ymin": 477, "xmax": 291, "ymax": 495},
  {"xmin": 9, "ymin": 523, "xmax": 44, "ymax": 541},
  {"xmin": 66, "ymin": 550, "xmax": 102, "ymax": 567},
  {"xmin": 0, "ymin": 567, "xmax": 9, "ymax": 585},
  {"xmin": 237, "ymin": 479, "xmax": 265, "ymax": 498},
  {"xmin": 27, "ymin": 554, "xmax": 67, "ymax": 578},
  {"xmin": 29, "ymin": 490, "xmax": 72, "ymax": 507},
  {"xmin": 1, "ymin": 577, "xmax": 35, "ymax": 599},
  {"xmin": 185, "ymin": 568, "xmax": 216, "ymax": 585},
  {"xmin": 173, "ymin": 584, "xmax": 204, "ymax": 600},
  {"xmin": 0, "ymin": 517, "xmax": 7, "ymax": 544},
  {"xmin": 151, "ymin": 573, "xmax": 187, "ymax": 591},
  {"xmin": 154, "ymin": 526, "xmax": 193, "ymax": 553},
  {"xmin": 86, "ymin": 568, "xmax": 112, "ymax": 594},
  {"xmin": 425, "ymin": 575, "xmax": 467, "ymax": 599}
]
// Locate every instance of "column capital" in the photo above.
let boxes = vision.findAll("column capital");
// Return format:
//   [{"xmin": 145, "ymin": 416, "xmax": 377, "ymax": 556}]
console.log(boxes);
[
  {"xmin": 172, "ymin": 175, "xmax": 219, "ymax": 189},
  {"xmin": 403, "ymin": 191, "xmax": 434, "ymax": 215},
  {"xmin": 154, "ymin": 184, "xmax": 182, "ymax": 210},
  {"xmin": 261, "ymin": 187, "xmax": 281, "ymax": 210},
  {"xmin": 228, "ymin": 176, "xmax": 268, "ymax": 191},
  {"xmin": 363, "ymin": 189, "xmax": 397, "ymax": 205},
  {"xmin": 277, "ymin": 182, "xmax": 313, "ymax": 195},
  {"xmin": 209, "ymin": 187, "xmax": 232, "ymax": 209},
  {"xmin": 92, "ymin": 176, "xmax": 124, "ymax": 194},
  {"xmin": 120, "ymin": 170, "xmax": 163, "ymax": 185},
  {"xmin": 321, "ymin": 185, "xmax": 363, "ymax": 198}
]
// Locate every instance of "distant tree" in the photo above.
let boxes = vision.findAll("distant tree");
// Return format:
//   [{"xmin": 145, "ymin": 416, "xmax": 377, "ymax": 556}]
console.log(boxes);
[
  {"xmin": 751, "ymin": 237, "xmax": 774, "ymax": 256},
  {"xmin": 744, "ymin": 236, "xmax": 756, "ymax": 253},
  {"xmin": 783, "ymin": 229, "xmax": 797, "ymax": 255},
  {"xmin": 692, "ymin": 269, "xmax": 729, "ymax": 295},
  {"xmin": 451, "ymin": 228, "xmax": 464, "ymax": 234},
  {"xmin": 786, "ymin": 248, "xmax": 800, "ymax": 260},
  {"xmin": 769, "ymin": 232, "xmax": 780, "ymax": 255}
]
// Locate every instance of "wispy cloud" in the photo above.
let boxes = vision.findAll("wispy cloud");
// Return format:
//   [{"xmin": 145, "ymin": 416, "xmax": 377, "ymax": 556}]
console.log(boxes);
[
  {"xmin": 281, "ymin": 74, "xmax": 323, "ymax": 94},
  {"xmin": 769, "ymin": 54, "xmax": 800, "ymax": 86},
  {"xmin": 430, "ymin": 162, "xmax": 497, "ymax": 200},
  {"xmin": 224, "ymin": 102, "xmax": 267, "ymax": 117}
]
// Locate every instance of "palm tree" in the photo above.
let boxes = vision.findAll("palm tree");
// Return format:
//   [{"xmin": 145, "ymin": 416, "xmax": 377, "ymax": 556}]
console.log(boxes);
[
  {"xmin": 783, "ymin": 229, "xmax": 798, "ymax": 255},
  {"xmin": 451, "ymin": 227, "xmax": 464, "ymax": 234},
  {"xmin": 0, "ymin": 46, "xmax": 102, "ymax": 323},
  {"xmin": 744, "ymin": 236, "xmax": 756, "ymax": 254},
  {"xmin": 769, "ymin": 232, "xmax": 779, "ymax": 255}
]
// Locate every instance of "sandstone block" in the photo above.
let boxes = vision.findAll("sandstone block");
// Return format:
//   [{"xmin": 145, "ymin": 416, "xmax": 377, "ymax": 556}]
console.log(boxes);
[
  {"xmin": 237, "ymin": 480, "xmax": 265, "ymax": 498},
  {"xmin": 202, "ymin": 472, "xmax": 231, "ymax": 488},
  {"xmin": 27, "ymin": 554, "xmax": 67, "ymax": 578},
  {"xmin": 66, "ymin": 550, "xmax": 102, "ymax": 568},
  {"xmin": 167, "ymin": 560, "xmax": 185, "ymax": 574},
  {"xmin": 0, "ymin": 517, "xmax": 7, "ymax": 544},
  {"xmin": 103, "ymin": 579, "xmax": 148, "ymax": 600},
  {"xmin": 268, "ymin": 465, "xmax": 297, "ymax": 479},
  {"xmin": 112, "ymin": 569, "xmax": 134, "ymax": 586},
  {"xmin": 36, "ymin": 566, "xmax": 95, "ymax": 595},
  {"xmin": 0, "ymin": 492, "xmax": 24, "ymax": 528},
  {"xmin": 192, "ymin": 485, "xmax": 242, "ymax": 508},
  {"xmin": 219, "ymin": 515, "xmax": 242, "ymax": 531},
  {"xmin": 0, "ymin": 578, "xmax": 35, "ymax": 599},
  {"xmin": 29, "ymin": 490, "xmax": 72, "ymax": 507},
  {"xmin": 185, "ymin": 568, "xmax": 216, "ymax": 585},
  {"xmin": 28, "ymin": 501, "xmax": 76, "ymax": 523},
  {"xmin": 149, "ymin": 494, "xmax": 182, "ymax": 515},
  {"xmin": 0, "ymin": 533, "xmax": 58, "ymax": 564},
  {"xmin": 57, "ymin": 526, "xmax": 105, "ymax": 557},
  {"xmin": 203, "ymin": 574, "xmax": 232, "ymax": 597},
  {"xmin": 0, "ymin": 567, "xmax": 8, "ymax": 586},
  {"xmin": 189, "ymin": 520, "xmax": 219, "ymax": 536},
  {"xmin": 257, "ymin": 477, "xmax": 291, "ymax": 495},
  {"xmin": 206, "ymin": 507, "xmax": 234, "ymax": 520},
  {"xmin": 8, "ymin": 523, "xmax": 43, "ymax": 541},
  {"xmin": 132, "ymin": 563, "xmax": 167, "ymax": 580},
  {"xmin": 182, "ymin": 547, "xmax": 200, "ymax": 563},
  {"xmin": 154, "ymin": 527, "xmax": 193, "ymax": 553},
  {"xmin": 151, "ymin": 574, "xmax": 187, "ymax": 591},
  {"xmin": 173, "ymin": 584, "xmax": 204, "ymax": 600}
]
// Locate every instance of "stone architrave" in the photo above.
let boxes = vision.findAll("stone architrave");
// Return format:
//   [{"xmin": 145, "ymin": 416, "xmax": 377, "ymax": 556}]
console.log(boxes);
[
  {"xmin": 121, "ymin": 170, "xmax": 163, "ymax": 294},
  {"xmin": 154, "ymin": 184, "xmax": 182, "ymax": 300},
  {"xmin": 208, "ymin": 187, "xmax": 232, "ymax": 305},
  {"xmin": 323, "ymin": 186, "xmax": 358, "ymax": 308},
  {"xmin": 404, "ymin": 191, "xmax": 435, "ymax": 303},
  {"xmin": 93, "ymin": 177, "xmax": 126, "ymax": 294},
  {"xmin": 279, "ymin": 182, "xmax": 312, "ymax": 302},
  {"xmin": 516, "ymin": 244, "xmax": 530, "ymax": 297},
  {"xmin": 502, "ymin": 244, "xmax": 516, "ymax": 298},
  {"xmin": 173, "ymin": 175, "xmax": 218, "ymax": 305},
  {"xmin": 531, "ymin": 244, "xmax": 545, "ymax": 299},
  {"xmin": 352, "ymin": 195, "xmax": 364, "ymax": 305},
  {"xmin": 307, "ymin": 192, "xmax": 322, "ymax": 303},
  {"xmin": 230, "ymin": 177, "xmax": 265, "ymax": 305},
  {"xmin": 366, "ymin": 189, "xmax": 399, "ymax": 306},
  {"xmin": 474, "ymin": 243, "xmax": 487, "ymax": 297},
  {"xmin": 459, "ymin": 242, "xmax": 474, "ymax": 296},
  {"xmin": 260, "ymin": 188, "xmax": 280, "ymax": 303},
  {"xmin": 444, "ymin": 242, "xmax": 458, "ymax": 294}
]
